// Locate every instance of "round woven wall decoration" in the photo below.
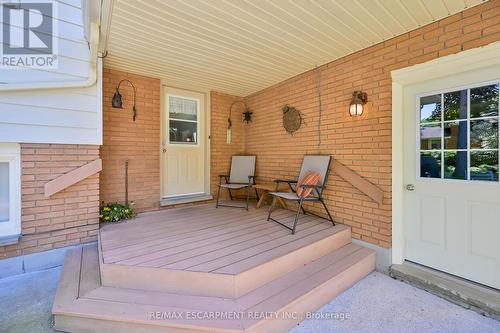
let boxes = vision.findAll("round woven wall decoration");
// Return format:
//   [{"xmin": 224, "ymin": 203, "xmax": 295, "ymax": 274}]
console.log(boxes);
[{"xmin": 282, "ymin": 105, "xmax": 304, "ymax": 134}]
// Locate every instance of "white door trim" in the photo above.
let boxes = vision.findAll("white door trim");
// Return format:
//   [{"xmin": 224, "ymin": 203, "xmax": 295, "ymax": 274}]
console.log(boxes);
[
  {"xmin": 159, "ymin": 84, "xmax": 211, "ymax": 202},
  {"xmin": 391, "ymin": 41, "xmax": 500, "ymax": 265}
]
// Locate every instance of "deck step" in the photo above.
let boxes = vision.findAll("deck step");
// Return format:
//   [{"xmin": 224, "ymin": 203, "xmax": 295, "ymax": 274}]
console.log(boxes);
[
  {"xmin": 99, "ymin": 222, "xmax": 352, "ymax": 298},
  {"xmin": 53, "ymin": 243, "xmax": 375, "ymax": 333}
]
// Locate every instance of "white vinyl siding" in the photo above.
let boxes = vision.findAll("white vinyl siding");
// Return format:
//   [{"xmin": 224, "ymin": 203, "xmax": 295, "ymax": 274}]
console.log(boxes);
[
  {"xmin": 1, "ymin": 0, "xmax": 91, "ymax": 82},
  {"xmin": 0, "ymin": 0, "xmax": 102, "ymax": 145},
  {"xmin": 0, "ymin": 60, "xmax": 102, "ymax": 144}
]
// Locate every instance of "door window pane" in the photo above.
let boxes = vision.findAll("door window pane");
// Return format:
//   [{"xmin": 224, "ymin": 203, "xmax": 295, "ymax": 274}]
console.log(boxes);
[
  {"xmin": 420, "ymin": 124, "xmax": 441, "ymax": 150},
  {"xmin": 444, "ymin": 151, "xmax": 468, "ymax": 180},
  {"xmin": 444, "ymin": 90, "xmax": 467, "ymax": 121},
  {"xmin": 0, "ymin": 162, "xmax": 9, "ymax": 222},
  {"xmin": 169, "ymin": 120, "xmax": 197, "ymax": 144},
  {"xmin": 169, "ymin": 97, "xmax": 197, "ymax": 121},
  {"xmin": 420, "ymin": 152, "xmax": 441, "ymax": 178},
  {"xmin": 444, "ymin": 121, "xmax": 467, "ymax": 149},
  {"xmin": 168, "ymin": 96, "xmax": 199, "ymax": 145},
  {"xmin": 420, "ymin": 94, "xmax": 441, "ymax": 123},
  {"xmin": 470, "ymin": 151, "xmax": 499, "ymax": 181},
  {"xmin": 470, "ymin": 84, "xmax": 499, "ymax": 118},
  {"xmin": 470, "ymin": 118, "xmax": 498, "ymax": 149}
]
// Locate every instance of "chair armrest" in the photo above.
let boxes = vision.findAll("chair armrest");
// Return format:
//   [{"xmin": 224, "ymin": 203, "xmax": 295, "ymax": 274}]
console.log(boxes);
[
  {"xmin": 297, "ymin": 184, "xmax": 325, "ymax": 198},
  {"xmin": 274, "ymin": 179, "xmax": 298, "ymax": 192},
  {"xmin": 273, "ymin": 179, "xmax": 297, "ymax": 184},
  {"xmin": 218, "ymin": 175, "xmax": 229, "ymax": 184}
]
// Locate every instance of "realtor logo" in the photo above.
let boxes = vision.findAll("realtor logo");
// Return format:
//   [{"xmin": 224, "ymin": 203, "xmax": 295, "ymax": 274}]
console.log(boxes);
[{"xmin": 1, "ymin": 0, "xmax": 58, "ymax": 68}]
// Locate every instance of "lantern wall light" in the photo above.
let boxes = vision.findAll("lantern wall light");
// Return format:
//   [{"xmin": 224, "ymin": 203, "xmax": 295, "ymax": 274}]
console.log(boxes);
[
  {"xmin": 112, "ymin": 79, "xmax": 138, "ymax": 121},
  {"xmin": 349, "ymin": 91, "xmax": 367, "ymax": 117}
]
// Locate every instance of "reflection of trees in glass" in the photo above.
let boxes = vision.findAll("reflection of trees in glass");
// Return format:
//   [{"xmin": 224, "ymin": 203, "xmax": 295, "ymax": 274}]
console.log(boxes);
[
  {"xmin": 471, "ymin": 84, "xmax": 499, "ymax": 118},
  {"xmin": 444, "ymin": 91, "xmax": 467, "ymax": 120},
  {"xmin": 444, "ymin": 122, "xmax": 468, "ymax": 149},
  {"xmin": 444, "ymin": 91, "xmax": 468, "ymax": 178},
  {"xmin": 471, "ymin": 119, "xmax": 498, "ymax": 149},
  {"xmin": 444, "ymin": 151, "xmax": 467, "ymax": 180},
  {"xmin": 420, "ymin": 152, "xmax": 441, "ymax": 178},
  {"xmin": 471, "ymin": 151, "xmax": 499, "ymax": 181},
  {"xmin": 420, "ymin": 95, "xmax": 441, "ymax": 123}
]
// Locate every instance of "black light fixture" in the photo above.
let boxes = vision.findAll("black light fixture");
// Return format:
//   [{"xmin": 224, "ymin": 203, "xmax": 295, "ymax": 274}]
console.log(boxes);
[
  {"xmin": 349, "ymin": 91, "xmax": 368, "ymax": 117},
  {"xmin": 243, "ymin": 110, "xmax": 253, "ymax": 124},
  {"xmin": 112, "ymin": 79, "xmax": 137, "ymax": 121}
]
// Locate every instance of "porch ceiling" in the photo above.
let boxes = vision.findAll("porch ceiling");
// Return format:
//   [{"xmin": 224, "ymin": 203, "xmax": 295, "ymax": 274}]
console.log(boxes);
[{"xmin": 104, "ymin": 0, "xmax": 486, "ymax": 96}]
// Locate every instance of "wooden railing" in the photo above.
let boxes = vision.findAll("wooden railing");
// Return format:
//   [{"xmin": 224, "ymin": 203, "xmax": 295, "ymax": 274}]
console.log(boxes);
[
  {"xmin": 332, "ymin": 160, "xmax": 384, "ymax": 204},
  {"xmin": 44, "ymin": 159, "xmax": 102, "ymax": 197}
]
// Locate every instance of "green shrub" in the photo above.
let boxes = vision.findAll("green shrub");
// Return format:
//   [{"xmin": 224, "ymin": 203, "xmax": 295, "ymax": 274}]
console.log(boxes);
[{"xmin": 99, "ymin": 202, "xmax": 136, "ymax": 223}]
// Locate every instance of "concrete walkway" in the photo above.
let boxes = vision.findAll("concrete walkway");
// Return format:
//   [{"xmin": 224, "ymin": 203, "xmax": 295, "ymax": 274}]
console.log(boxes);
[
  {"xmin": 0, "ymin": 266, "xmax": 60, "ymax": 333},
  {"xmin": 0, "ymin": 268, "xmax": 498, "ymax": 333},
  {"xmin": 291, "ymin": 272, "xmax": 500, "ymax": 333}
]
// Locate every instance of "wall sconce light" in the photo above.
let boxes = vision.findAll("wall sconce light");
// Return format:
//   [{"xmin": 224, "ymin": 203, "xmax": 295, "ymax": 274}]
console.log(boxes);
[
  {"xmin": 227, "ymin": 101, "xmax": 250, "ymax": 144},
  {"xmin": 112, "ymin": 79, "xmax": 138, "ymax": 121},
  {"xmin": 243, "ymin": 110, "xmax": 253, "ymax": 124},
  {"xmin": 349, "ymin": 91, "xmax": 367, "ymax": 117}
]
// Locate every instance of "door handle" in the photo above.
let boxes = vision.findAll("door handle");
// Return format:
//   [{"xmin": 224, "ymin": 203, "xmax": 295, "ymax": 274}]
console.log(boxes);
[
  {"xmin": 162, "ymin": 148, "xmax": 166, "ymax": 153},
  {"xmin": 406, "ymin": 184, "xmax": 415, "ymax": 191}
]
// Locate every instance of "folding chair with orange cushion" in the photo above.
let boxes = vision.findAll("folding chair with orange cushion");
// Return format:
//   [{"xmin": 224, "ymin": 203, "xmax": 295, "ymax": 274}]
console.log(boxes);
[{"xmin": 267, "ymin": 155, "xmax": 334, "ymax": 234}]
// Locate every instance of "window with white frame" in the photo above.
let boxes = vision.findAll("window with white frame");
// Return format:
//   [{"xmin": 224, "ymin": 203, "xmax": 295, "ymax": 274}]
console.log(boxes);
[
  {"xmin": 419, "ymin": 82, "xmax": 499, "ymax": 182},
  {"xmin": 0, "ymin": 143, "xmax": 21, "ymax": 237},
  {"xmin": 168, "ymin": 96, "xmax": 199, "ymax": 145}
]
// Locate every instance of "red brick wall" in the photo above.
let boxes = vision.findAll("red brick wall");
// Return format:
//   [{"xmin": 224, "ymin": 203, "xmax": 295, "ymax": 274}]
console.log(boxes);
[
  {"xmin": 100, "ymin": 69, "xmax": 161, "ymax": 213},
  {"xmin": 0, "ymin": 144, "xmax": 99, "ymax": 259},
  {"xmin": 97, "ymin": 1, "xmax": 499, "ymax": 248},
  {"xmin": 100, "ymin": 70, "xmax": 245, "ymax": 210},
  {"xmin": 210, "ymin": 92, "xmax": 246, "ymax": 198},
  {"xmin": 243, "ymin": 1, "xmax": 500, "ymax": 248}
]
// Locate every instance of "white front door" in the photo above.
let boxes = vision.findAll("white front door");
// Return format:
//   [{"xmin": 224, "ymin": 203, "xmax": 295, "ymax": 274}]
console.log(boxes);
[
  {"xmin": 162, "ymin": 87, "xmax": 206, "ymax": 198},
  {"xmin": 403, "ymin": 76, "xmax": 500, "ymax": 289}
]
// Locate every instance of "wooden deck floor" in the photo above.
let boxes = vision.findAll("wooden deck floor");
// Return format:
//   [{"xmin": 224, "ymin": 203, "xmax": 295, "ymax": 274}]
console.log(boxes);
[
  {"xmin": 99, "ymin": 203, "xmax": 343, "ymax": 275},
  {"xmin": 55, "ymin": 204, "xmax": 375, "ymax": 332}
]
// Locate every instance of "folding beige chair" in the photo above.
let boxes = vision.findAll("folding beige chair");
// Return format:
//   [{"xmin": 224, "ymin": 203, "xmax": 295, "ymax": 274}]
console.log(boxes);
[
  {"xmin": 215, "ymin": 155, "xmax": 257, "ymax": 210},
  {"xmin": 267, "ymin": 155, "xmax": 334, "ymax": 234}
]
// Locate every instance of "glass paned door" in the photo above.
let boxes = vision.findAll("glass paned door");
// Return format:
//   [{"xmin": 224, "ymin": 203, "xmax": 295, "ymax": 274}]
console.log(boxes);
[
  {"xmin": 163, "ymin": 88, "xmax": 206, "ymax": 199},
  {"xmin": 403, "ymin": 63, "xmax": 500, "ymax": 290}
]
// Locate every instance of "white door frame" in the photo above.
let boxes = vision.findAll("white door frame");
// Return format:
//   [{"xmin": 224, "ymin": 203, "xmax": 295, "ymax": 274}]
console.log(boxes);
[
  {"xmin": 391, "ymin": 41, "xmax": 500, "ymax": 265},
  {"xmin": 160, "ymin": 84, "xmax": 211, "ymax": 201}
]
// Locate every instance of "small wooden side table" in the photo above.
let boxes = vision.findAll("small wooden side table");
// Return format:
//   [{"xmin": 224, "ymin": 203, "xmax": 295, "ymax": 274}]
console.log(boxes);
[{"xmin": 253, "ymin": 183, "xmax": 288, "ymax": 209}]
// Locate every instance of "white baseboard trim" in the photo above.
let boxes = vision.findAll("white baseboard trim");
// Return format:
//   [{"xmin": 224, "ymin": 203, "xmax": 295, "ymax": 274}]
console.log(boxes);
[
  {"xmin": 352, "ymin": 238, "xmax": 392, "ymax": 273},
  {"xmin": 160, "ymin": 194, "xmax": 213, "ymax": 206},
  {"xmin": 0, "ymin": 242, "xmax": 96, "ymax": 279}
]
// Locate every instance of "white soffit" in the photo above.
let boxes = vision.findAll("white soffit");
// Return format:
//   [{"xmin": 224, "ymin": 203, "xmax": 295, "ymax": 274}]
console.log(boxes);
[{"xmin": 104, "ymin": 0, "xmax": 487, "ymax": 96}]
